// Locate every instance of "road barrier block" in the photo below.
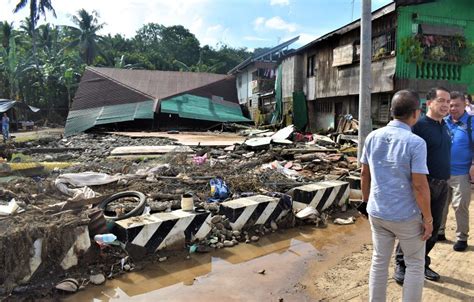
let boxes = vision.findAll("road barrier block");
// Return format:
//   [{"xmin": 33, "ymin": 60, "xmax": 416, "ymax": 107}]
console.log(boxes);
[{"xmin": 292, "ymin": 180, "xmax": 350, "ymax": 212}]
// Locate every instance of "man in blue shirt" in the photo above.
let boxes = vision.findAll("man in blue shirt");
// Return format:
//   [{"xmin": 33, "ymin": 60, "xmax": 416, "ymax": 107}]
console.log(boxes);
[
  {"xmin": 361, "ymin": 90, "xmax": 432, "ymax": 302},
  {"xmin": 438, "ymin": 91, "xmax": 472, "ymax": 251},
  {"xmin": 394, "ymin": 87, "xmax": 451, "ymax": 284}
]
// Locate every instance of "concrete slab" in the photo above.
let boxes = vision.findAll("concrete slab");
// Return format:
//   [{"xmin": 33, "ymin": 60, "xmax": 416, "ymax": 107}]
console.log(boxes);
[
  {"xmin": 110, "ymin": 145, "xmax": 193, "ymax": 156},
  {"xmin": 219, "ymin": 195, "xmax": 290, "ymax": 230},
  {"xmin": 111, "ymin": 131, "xmax": 245, "ymax": 146},
  {"xmin": 292, "ymin": 180, "xmax": 350, "ymax": 212},
  {"xmin": 114, "ymin": 210, "xmax": 212, "ymax": 253}
]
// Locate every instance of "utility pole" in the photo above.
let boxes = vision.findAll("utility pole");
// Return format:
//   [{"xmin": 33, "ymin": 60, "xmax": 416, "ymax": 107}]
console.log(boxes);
[{"xmin": 358, "ymin": 0, "xmax": 372, "ymax": 160}]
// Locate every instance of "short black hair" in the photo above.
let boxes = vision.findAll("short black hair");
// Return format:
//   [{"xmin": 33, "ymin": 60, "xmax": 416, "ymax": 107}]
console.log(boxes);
[
  {"xmin": 450, "ymin": 91, "xmax": 465, "ymax": 102},
  {"xmin": 426, "ymin": 87, "xmax": 450, "ymax": 101},
  {"xmin": 391, "ymin": 90, "xmax": 420, "ymax": 120}
]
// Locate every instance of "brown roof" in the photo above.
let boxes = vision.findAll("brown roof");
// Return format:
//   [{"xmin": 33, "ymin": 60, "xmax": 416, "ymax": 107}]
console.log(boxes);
[{"xmin": 87, "ymin": 67, "xmax": 228, "ymax": 100}]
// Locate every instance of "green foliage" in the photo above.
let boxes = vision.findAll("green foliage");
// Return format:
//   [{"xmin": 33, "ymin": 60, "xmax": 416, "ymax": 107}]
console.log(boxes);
[
  {"xmin": 400, "ymin": 36, "xmax": 424, "ymax": 66},
  {"xmin": 1, "ymin": 4, "xmax": 252, "ymax": 125}
]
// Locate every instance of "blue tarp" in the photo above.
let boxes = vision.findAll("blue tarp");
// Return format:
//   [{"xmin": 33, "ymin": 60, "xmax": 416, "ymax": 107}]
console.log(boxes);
[{"xmin": 0, "ymin": 99, "xmax": 40, "ymax": 113}]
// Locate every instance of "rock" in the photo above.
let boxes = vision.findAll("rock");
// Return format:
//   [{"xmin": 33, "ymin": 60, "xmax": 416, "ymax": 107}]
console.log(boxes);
[
  {"xmin": 44, "ymin": 155, "xmax": 54, "ymax": 161},
  {"xmin": 158, "ymin": 257, "xmax": 168, "ymax": 262},
  {"xmin": 216, "ymin": 242, "xmax": 224, "ymax": 249},
  {"xmin": 270, "ymin": 220, "xmax": 278, "ymax": 231},
  {"xmin": 231, "ymin": 239, "xmax": 239, "ymax": 245},
  {"xmin": 211, "ymin": 215, "xmax": 222, "ymax": 224},
  {"xmin": 245, "ymin": 239, "xmax": 251, "ymax": 244},
  {"xmin": 209, "ymin": 237, "xmax": 219, "ymax": 244},
  {"xmin": 215, "ymin": 222, "xmax": 225, "ymax": 230},
  {"xmin": 223, "ymin": 240, "xmax": 234, "ymax": 247},
  {"xmin": 124, "ymin": 264, "xmax": 131, "ymax": 271},
  {"xmin": 251, "ymin": 236, "xmax": 260, "ymax": 242},
  {"xmin": 89, "ymin": 273, "xmax": 106, "ymax": 285},
  {"xmin": 232, "ymin": 230, "xmax": 241, "ymax": 237}
]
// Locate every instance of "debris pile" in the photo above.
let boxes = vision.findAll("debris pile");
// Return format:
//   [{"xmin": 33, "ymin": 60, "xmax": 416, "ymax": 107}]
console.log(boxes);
[{"xmin": 0, "ymin": 125, "xmax": 361, "ymax": 299}]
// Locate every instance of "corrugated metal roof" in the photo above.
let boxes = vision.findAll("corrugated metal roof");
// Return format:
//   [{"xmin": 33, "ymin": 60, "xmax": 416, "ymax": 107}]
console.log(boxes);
[
  {"xmin": 88, "ymin": 67, "xmax": 228, "ymax": 100},
  {"xmin": 228, "ymin": 36, "xmax": 299, "ymax": 74},
  {"xmin": 65, "ymin": 100, "xmax": 154, "ymax": 137},
  {"xmin": 160, "ymin": 94, "xmax": 251, "ymax": 123},
  {"xmin": 71, "ymin": 69, "xmax": 151, "ymax": 111},
  {"xmin": 296, "ymin": 2, "xmax": 396, "ymax": 53}
]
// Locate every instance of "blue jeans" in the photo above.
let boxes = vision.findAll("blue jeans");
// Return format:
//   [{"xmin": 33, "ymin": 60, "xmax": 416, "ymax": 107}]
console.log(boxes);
[{"xmin": 2, "ymin": 125, "xmax": 8, "ymax": 142}]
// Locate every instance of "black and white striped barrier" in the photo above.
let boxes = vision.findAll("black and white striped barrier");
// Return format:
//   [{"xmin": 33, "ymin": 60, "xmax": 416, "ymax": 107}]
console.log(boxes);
[
  {"xmin": 114, "ymin": 210, "xmax": 212, "ymax": 253},
  {"xmin": 219, "ymin": 195, "xmax": 291, "ymax": 230},
  {"xmin": 292, "ymin": 180, "xmax": 350, "ymax": 212}
]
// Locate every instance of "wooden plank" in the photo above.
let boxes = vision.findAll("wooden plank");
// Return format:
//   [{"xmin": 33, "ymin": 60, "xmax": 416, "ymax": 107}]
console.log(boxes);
[
  {"xmin": 332, "ymin": 44, "xmax": 354, "ymax": 67},
  {"xmin": 110, "ymin": 145, "xmax": 193, "ymax": 155}
]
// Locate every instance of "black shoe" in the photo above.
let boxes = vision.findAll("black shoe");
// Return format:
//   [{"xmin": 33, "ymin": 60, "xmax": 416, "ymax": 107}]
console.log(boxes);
[
  {"xmin": 425, "ymin": 267, "xmax": 440, "ymax": 281},
  {"xmin": 453, "ymin": 240, "xmax": 468, "ymax": 252},
  {"xmin": 437, "ymin": 234, "xmax": 447, "ymax": 242},
  {"xmin": 393, "ymin": 264, "xmax": 405, "ymax": 285}
]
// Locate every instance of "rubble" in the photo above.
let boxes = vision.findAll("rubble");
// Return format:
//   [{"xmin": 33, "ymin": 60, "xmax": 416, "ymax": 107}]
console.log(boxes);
[{"xmin": 0, "ymin": 125, "xmax": 362, "ymax": 300}]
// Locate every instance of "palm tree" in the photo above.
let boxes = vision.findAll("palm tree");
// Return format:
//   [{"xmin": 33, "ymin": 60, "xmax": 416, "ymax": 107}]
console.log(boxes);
[
  {"xmin": 68, "ymin": 9, "xmax": 104, "ymax": 65},
  {"xmin": 13, "ymin": 0, "xmax": 56, "ymax": 67}
]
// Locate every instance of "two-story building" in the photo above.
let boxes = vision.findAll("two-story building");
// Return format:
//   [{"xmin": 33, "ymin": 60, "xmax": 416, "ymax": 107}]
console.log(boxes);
[
  {"xmin": 282, "ymin": 0, "xmax": 474, "ymax": 132},
  {"xmin": 229, "ymin": 37, "xmax": 299, "ymax": 125}
]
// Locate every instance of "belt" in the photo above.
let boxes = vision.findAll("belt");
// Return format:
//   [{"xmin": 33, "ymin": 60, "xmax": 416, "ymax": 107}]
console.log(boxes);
[{"xmin": 427, "ymin": 177, "xmax": 447, "ymax": 185}]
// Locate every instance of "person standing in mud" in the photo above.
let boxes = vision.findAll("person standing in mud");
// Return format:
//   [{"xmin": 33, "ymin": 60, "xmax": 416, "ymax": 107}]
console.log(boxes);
[
  {"xmin": 394, "ymin": 87, "xmax": 451, "ymax": 284},
  {"xmin": 361, "ymin": 90, "xmax": 432, "ymax": 302},
  {"xmin": 2, "ymin": 112, "xmax": 9, "ymax": 143}
]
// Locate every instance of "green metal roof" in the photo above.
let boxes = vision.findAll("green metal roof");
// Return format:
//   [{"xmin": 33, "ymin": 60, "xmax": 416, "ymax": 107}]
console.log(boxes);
[
  {"xmin": 161, "ymin": 94, "xmax": 251, "ymax": 123},
  {"xmin": 64, "ymin": 100, "xmax": 154, "ymax": 137}
]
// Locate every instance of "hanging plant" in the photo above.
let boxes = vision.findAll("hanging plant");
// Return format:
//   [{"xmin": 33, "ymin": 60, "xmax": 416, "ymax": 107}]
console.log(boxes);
[{"xmin": 400, "ymin": 36, "xmax": 424, "ymax": 66}]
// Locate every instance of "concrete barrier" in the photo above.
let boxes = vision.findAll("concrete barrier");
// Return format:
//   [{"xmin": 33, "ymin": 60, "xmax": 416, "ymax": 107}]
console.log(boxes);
[
  {"xmin": 114, "ymin": 210, "xmax": 212, "ymax": 253},
  {"xmin": 218, "ymin": 195, "xmax": 290, "ymax": 230},
  {"xmin": 292, "ymin": 180, "xmax": 350, "ymax": 212}
]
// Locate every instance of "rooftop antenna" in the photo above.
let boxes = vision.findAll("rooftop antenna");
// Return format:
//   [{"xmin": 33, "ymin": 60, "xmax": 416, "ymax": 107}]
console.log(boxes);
[{"xmin": 351, "ymin": 0, "xmax": 355, "ymax": 21}]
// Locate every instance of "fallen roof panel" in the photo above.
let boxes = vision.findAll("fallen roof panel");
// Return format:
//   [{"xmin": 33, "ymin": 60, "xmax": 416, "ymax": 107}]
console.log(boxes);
[
  {"xmin": 160, "ymin": 94, "xmax": 251, "ymax": 123},
  {"xmin": 65, "ymin": 100, "xmax": 154, "ymax": 137}
]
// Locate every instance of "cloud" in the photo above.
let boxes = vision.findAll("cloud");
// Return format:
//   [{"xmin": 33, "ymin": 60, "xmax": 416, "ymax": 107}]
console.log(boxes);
[
  {"xmin": 270, "ymin": 0, "xmax": 290, "ymax": 6},
  {"xmin": 243, "ymin": 36, "xmax": 271, "ymax": 42},
  {"xmin": 254, "ymin": 17, "xmax": 265, "ymax": 29},
  {"xmin": 265, "ymin": 16, "xmax": 297, "ymax": 32}
]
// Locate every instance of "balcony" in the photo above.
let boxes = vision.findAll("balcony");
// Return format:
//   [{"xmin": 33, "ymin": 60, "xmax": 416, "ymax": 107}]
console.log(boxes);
[{"xmin": 416, "ymin": 61, "xmax": 461, "ymax": 81}]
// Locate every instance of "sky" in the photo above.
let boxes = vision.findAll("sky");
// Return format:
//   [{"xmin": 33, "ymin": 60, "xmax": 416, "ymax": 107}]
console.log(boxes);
[{"xmin": 0, "ymin": 0, "xmax": 392, "ymax": 50}]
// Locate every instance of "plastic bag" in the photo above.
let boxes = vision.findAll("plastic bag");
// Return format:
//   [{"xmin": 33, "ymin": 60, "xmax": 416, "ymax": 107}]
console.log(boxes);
[{"xmin": 208, "ymin": 177, "xmax": 230, "ymax": 202}]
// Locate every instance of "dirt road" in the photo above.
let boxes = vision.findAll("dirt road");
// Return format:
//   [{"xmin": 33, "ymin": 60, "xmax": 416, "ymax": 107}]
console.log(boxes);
[{"xmin": 308, "ymin": 195, "xmax": 474, "ymax": 301}]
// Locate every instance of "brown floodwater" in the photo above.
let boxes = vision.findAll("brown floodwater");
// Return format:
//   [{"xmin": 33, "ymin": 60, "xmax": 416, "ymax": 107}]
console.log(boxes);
[{"xmin": 64, "ymin": 215, "xmax": 370, "ymax": 302}]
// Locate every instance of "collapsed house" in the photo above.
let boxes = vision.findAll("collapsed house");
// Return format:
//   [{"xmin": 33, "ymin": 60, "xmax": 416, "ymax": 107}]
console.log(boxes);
[{"xmin": 64, "ymin": 67, "xmax": 252, "ymax": 136}]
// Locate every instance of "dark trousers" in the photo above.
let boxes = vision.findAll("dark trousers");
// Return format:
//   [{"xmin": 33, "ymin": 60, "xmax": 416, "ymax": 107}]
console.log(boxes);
[{"xmin": 395, "ymin": 178, "xmax": 448, "ymax": 268}]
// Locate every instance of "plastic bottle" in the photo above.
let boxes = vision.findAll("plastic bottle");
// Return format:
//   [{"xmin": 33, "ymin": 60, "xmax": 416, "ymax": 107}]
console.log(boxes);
[{"xmin": 94, "ymin": 233, "xmax": 117, "ymax": 245}]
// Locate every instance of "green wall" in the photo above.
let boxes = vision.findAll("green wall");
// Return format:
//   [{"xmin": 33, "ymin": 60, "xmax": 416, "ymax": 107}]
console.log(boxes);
[{"xmin": 395, "ymin": 0, "xmax": 474, "ymax": 93}]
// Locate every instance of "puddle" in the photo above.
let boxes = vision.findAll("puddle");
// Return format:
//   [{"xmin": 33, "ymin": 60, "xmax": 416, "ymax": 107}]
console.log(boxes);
[{"xmin": 64, "ymin": 218, "xmax": 369, "ymax": 302}]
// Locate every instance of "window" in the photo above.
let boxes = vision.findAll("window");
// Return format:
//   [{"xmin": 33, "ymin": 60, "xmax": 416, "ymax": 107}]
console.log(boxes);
[
  {"xmin": 315, "ymin": 101, "xmax": 332, "ymax": 113},
  {"xmin": 307, "ymin": 55, "xmax": 315, "ymax": 77}
]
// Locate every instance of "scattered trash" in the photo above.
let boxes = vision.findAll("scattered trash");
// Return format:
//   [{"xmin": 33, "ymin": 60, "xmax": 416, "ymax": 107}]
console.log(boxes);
[
  {"xmin": 296, "ymin": 207, "xmax": 318, "ymax": 219},
  {"xmin": 0, "ymin": 198, "xmax": 20, "ymax": 215},
  {"xmin": 181, "ymin": 193, "xmax": 194, "ymax": 211},
  {"xmin": 334, "ymin": 217, "xmax": 356, "ymax": 225},
  {"xmin": 257, "ymin": 269, "xmax": 266, "ymax": 275},
  {"xmin": 94, "ymin": 233, "xmax": 117, "ymax": 247},
  {"xmin": 55, "ymin": 278, "xmax": 80, "ymax": 293},
  {"xmin": 89, "ymin": 273, "xmax": 106, "ymax": 285},
  {"xmin": 209, "ymin": 177, "xmax": 230, "ymax": 202},
  {"xmin": 192, "ymin": 153, "xmax": 208, "ymax": 165}
]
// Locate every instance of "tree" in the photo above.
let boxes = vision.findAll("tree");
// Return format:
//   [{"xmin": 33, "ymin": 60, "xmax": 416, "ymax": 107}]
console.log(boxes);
[
  {"xmin": 13, "ymin": 0, "xmax": 56, "ymax": 67},
  {"xmin": 67, "ymin": 9, "xmax": 104, "ymax": 65}
]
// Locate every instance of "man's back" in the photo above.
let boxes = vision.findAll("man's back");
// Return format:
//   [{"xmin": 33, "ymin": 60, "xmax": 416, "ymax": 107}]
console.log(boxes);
[{"xmin": 362, "ymin": 120, "xmax": 428, "ymax": 221}]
